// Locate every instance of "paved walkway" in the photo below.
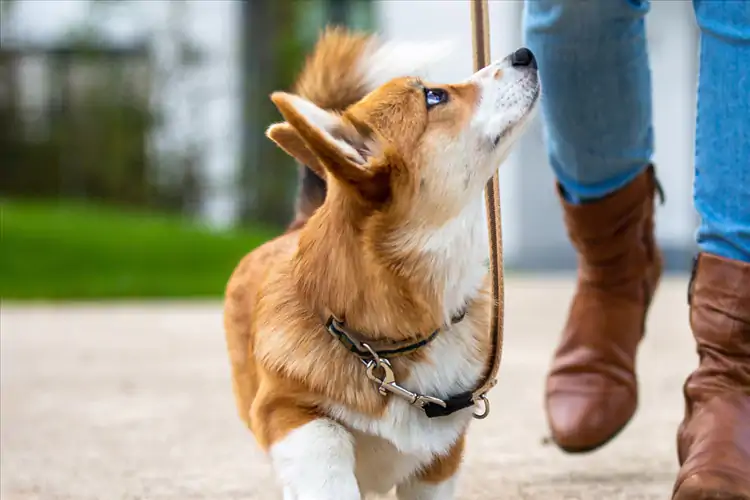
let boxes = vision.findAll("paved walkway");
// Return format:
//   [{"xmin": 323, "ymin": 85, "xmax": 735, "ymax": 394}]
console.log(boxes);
[{"xmin": 1, "ymin": 276, "xmax": 696, "ymax": 499}]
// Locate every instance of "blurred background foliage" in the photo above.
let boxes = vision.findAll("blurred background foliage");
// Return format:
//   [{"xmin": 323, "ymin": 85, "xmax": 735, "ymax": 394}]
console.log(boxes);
[{"xmin": 0, "ymin": 0, "xmax": 374, "ymax": 300}]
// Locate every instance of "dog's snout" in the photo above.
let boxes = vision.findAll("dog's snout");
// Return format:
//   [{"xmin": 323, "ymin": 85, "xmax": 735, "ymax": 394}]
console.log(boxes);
[{"xmin": 511, "ymin": 48, "xmax": 537, "ymax": 70}]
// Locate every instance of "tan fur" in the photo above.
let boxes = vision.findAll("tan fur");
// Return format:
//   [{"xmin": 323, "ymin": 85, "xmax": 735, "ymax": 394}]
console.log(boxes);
[
  {"xmin": 415, "ymin": 435, "xmax": 466, "ymax": 484},
  {"xmin": 293, "ymin": 26, "xmax": 371, "ymax": 112},
  {"xmin": 267, "ymin": 25, "xmax": 376, "ymax": 183},
  {"xmin": 266, "ymin": 26, "xmax": 377, "ymax": 231},
  {"xmin": 267, "ymin": 123, "xmax": 326, "ymax": 179}
]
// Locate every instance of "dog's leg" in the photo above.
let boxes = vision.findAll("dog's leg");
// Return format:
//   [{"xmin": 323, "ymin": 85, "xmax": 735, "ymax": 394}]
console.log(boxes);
[
  {"xmin": 396, "ymin": 434, "xmax": 465, "ymax": 500},
  {"xmin": 270, "ymin": 418, "xmax": 360, "ymax": 500},
  {"xmin": 396, "ymin": 476, "xmax": 458, "ymax": 500}
]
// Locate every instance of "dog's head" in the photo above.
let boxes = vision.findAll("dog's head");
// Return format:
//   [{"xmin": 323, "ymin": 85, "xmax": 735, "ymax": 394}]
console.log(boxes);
[{"xmin": 270, "ymin": 47, "xmax": 540, "ymax": 227}]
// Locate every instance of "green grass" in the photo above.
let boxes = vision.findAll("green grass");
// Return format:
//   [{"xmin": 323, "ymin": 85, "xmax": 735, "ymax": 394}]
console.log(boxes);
[{"xmin": 1, "ymin": 199, "xmax": 280, "ymax": 300}]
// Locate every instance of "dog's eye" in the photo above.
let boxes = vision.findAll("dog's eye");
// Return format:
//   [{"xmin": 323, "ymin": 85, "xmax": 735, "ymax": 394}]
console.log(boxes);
[{"xmin": 424, "ymin": 88, "xmax": 448, "ymax": 109}]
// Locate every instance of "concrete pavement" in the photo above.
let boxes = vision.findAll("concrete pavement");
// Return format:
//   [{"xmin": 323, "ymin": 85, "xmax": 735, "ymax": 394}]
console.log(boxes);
[{"xmin": 0, "ymin": 276, "xmax": 697, "ymax": 499}]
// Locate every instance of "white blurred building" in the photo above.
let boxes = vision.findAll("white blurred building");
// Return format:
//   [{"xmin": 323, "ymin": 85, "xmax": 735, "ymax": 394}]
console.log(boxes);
[{"xmin": 3, "ymin": 0, "xmax": 700, "ymax": 271}]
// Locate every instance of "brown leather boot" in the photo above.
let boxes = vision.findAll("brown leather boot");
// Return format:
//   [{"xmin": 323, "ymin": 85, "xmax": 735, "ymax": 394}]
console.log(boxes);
[
  {"xmin": 673, "ymin": 253, "xmax": 750, "ymax": 500},
  {"xmin": 545, "ymin": 165, "xmax": 663, "ymax": 453}
]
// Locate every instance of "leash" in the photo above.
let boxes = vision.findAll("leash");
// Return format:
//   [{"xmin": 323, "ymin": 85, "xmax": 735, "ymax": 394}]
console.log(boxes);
[
  {"xmin": 326, "ymin": 0, "xmax": 505, "ymax": 419},
  {"xmin": 468, "ymin": 0, "xmax": 505, "ymax": 418}
]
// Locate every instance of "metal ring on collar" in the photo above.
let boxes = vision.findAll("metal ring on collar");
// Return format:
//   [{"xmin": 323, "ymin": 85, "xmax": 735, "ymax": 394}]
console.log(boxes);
[{"xmin": 472, "ymin": 394, "xmax": 490, "ymax": 420}]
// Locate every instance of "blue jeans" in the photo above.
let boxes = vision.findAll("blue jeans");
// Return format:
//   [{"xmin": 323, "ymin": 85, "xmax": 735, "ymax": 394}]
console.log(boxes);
[{"xmin": 524, "ymin": 0, "xmax": 750, "ymax": 263}]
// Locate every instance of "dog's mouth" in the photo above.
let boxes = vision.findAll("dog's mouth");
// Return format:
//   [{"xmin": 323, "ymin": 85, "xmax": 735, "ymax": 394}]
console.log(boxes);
[{"xmin": 490, "ymin": 81, "xmax": 541, "ymax": 149}]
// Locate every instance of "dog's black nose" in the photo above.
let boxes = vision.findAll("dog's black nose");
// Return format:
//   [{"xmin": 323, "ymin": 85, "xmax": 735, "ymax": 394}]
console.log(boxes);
[{"xmin": 511, "ymin": 48, "xmax": 537, "ymax": 69}]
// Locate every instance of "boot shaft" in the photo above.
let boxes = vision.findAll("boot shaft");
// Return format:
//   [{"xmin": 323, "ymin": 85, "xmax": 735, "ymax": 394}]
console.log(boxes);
[
  {"xmin": 686, "ymin": 253, "xmax": 750, "ymax": 399},
  {"xmin": 558, "ymin": 164, "xmax": 663, "ymax": 301}
]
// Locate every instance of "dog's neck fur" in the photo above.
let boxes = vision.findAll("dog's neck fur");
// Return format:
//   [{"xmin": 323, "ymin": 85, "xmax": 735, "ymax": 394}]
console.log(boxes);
[{"xmin": 292, "ymin": 181, "xmax": 489, "ymax": 343}]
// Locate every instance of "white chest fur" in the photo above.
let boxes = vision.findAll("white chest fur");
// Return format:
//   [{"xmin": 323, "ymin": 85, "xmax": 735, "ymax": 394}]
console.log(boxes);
[{"xmin": 395, "ymin": 196, "xmax": 489, "ymax": 324}]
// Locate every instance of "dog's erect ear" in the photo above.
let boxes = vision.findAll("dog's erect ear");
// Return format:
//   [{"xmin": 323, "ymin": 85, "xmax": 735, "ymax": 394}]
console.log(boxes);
[
  {"xmin": 266, "ymin": 122, "xmax": 326, "ymax": 180},
  {"xmin": 270, "ymin": 92, "xmax": 389, "ymax": 202}
]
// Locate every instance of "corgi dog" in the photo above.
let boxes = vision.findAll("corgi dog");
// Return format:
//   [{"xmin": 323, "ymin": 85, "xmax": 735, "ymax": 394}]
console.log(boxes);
[{"xmin": 223, "ymin": 27, "xmax": 540, "ymax": 500}]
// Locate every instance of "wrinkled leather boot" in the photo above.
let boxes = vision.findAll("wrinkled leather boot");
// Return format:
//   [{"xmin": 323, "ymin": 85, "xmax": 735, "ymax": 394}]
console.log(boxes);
[
  {"xmin": 673, "ymin": 253, "xmax": 750, "ymax": 500},
  {"xmin": 546, "ymin": 164, "xmax": 663, "ymax": 453}
]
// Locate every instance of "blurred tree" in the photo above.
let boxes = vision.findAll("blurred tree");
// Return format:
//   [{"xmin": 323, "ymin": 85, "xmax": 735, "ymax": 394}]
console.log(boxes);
[
  {"xmin": 0, "ymin": 42, "xmax": 154, "ymax": 206},
  {"xmin": 0, "ymin": 0, "xmax": 208, "ymax": 215},
  {"xmin": 240, "ymin": 0, "xmax": 302, "ymax": 227}
]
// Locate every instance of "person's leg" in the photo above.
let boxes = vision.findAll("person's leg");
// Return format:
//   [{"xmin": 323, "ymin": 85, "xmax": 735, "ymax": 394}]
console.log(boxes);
[
  {"xmin": 524, "ymin": 0, "xmax": 663, "ymax": 453},
  {"xmin": 693, "ymin": 1, "xmax": 750, "ymax": 264},
  {"xmin": 525, "ymin": 0, "xmax": 654, "ymax": 202},
  {"xmin": 673, "ymin": 2, "xmax": 750, "ymax": 499}
]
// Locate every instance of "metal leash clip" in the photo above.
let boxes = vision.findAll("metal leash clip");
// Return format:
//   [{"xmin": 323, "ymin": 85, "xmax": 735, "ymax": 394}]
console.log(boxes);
[{"xmin": 362, "ymin": 344, "xmax": 447, "ymax": 409}]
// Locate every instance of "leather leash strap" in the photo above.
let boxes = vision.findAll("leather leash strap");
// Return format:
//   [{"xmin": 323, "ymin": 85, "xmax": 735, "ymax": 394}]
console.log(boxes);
[{"xmin": 469, "ymin": 0, "xmax": 505, "ymax": 406}]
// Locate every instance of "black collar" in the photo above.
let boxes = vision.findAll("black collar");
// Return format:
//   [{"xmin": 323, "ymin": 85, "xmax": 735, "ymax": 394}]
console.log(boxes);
[{"xmin": 325, "ymin": 307, "xmax": 467, "ymax": 359}]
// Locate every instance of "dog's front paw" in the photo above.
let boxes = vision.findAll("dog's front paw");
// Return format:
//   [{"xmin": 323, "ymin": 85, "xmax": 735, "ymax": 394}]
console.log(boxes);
[{"xmin": 271, "ymin": 419, "xmax": 361, "ymax": 500}]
